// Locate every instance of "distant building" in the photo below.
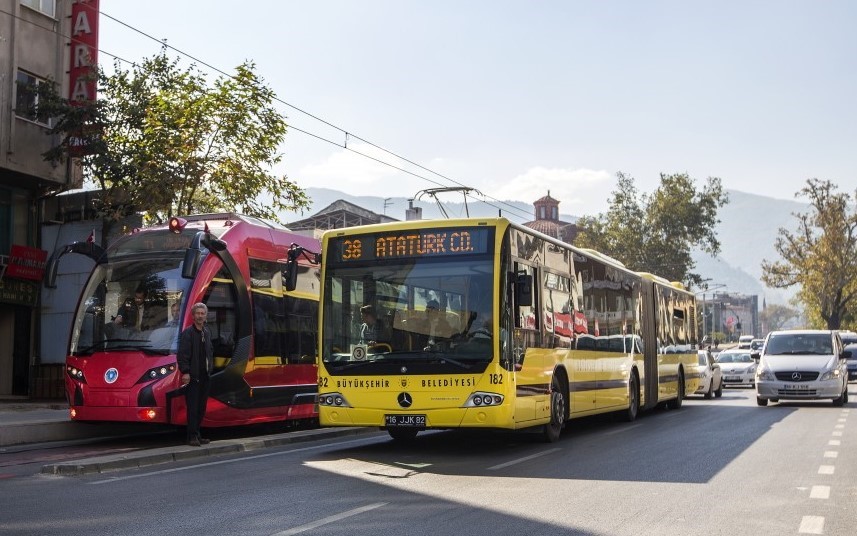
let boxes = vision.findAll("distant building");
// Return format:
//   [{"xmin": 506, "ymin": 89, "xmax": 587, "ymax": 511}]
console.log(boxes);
[
  {"xmin": 287, "ymin": 199, "xmax": 398, "ymax": 236},
  {"xmin": 521, "ymin": 191, "xmax": 579, "ymax": 244}
]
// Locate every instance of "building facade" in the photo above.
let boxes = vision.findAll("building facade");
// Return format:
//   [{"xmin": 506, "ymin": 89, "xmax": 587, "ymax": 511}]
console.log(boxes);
[{"xmin": 0, "ymin": 0, "xmax": 94, "ymax": 397}]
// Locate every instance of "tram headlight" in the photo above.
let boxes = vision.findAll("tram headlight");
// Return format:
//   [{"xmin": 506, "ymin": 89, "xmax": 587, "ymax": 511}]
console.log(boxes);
[
  {"xmin": 136, "ymin": 363, "xmax": 178, "ymax": 384},
  {"xmin": 66, "ymin": 365, "xmax": 86, "ymax": 383},
  {"xmin": 463, "ymin": 392, "xmax": 504, "ymax": 408},
  {"xmin": 319, "ymin": 392, "xmax": 351, "ymax": 408}
]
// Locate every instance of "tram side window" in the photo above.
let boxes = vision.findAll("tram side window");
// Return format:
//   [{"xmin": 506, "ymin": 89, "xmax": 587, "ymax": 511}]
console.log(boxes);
[
  {"xmin": 282, "ymin": 296, "xmax": 318, "ymax": 364},
  {"xmin": 203, "ymin": 278, "xmax": 238, "ymax": 370}
]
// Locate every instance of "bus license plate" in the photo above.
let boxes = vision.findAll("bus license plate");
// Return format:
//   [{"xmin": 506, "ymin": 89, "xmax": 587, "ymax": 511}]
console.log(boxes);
[{"xmin": 385, "ymin": 414, "xmax": 426, "ymax": 427}]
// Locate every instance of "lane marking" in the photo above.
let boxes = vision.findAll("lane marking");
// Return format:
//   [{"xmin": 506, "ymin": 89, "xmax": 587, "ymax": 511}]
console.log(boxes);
[
  {"xmin": 89, "ymin": 435, "xmax": 382, "ymax": 485},
  {"xmin": 828, "ymin": 440, "xmax": 841, "ymax": 446},
  {"xmin": 488, "ymin": 448, "xmax": 561, "ymax": 470},
  {"xmin": 605, "ymin": 423, "xmax": 643, "ymax": 435},
  {"xmin": 809, "ymin": 486, "xmax": 830, "ymax": 499},
  {"xmin": 798, "ymin": 515, "xmax": 824, "ymax": 534},
  {"xmin": 823, "ymin": 451, "xmax": 838, "ymax": 458},
  {"xmin": 832, "ymin": 430, "xmax": 843, "ymax": 436},
  {"xmin": 818, "ymin": 465, "xmax": 835, "ymax": 475},
  {"xmin": 837, "ymin": 418, "xmax": 846, "ymax": 423},
  {"xmin": 834, "ymin": 424, "xmax": 844, "ymax": 429},
  {"xmin": 271, "ymin": 502, "xmax": 387, "ymax": 536}
]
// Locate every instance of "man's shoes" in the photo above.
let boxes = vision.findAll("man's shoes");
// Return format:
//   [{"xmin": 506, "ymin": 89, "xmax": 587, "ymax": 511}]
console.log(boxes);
[
  {"xmin": 198, "ymin": 437, "xmax": 211, "ymax": 445},
  {"xmin": 187, "ymin": 437, "xmax": 201, "ymax": 447}
]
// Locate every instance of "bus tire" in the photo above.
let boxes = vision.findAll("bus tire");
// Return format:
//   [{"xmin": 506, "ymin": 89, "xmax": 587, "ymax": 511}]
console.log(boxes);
[
  {"xmin": 666, "ymin": 369, "xmax": 684, "ymax": 410},
  {"xmin": 625, "ymin": 371, "xmax": 640, "ymax": 422},
  {"xmin": 543, "ymin": 374, "xmax": 566, "ymax": 442},
  {"xmin": 388, "ymin": 428, "xmax": 419, "ymax": 441}
]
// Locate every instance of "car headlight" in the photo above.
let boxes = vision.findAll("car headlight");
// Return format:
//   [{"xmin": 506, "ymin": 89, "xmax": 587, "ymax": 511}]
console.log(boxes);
[
  {"xmin": 820, "ymin": 368, "xmax": 842, "ymax": 381},
  {"xmin": 756, "ymin": 365, "xmax": 775, "ymax": 381}
]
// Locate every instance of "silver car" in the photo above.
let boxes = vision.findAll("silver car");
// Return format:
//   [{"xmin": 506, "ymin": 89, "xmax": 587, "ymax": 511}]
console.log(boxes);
[
  {"xmin": 715, "ymin": 349, "xmax": 756, "ymax": 387},
  {"xmin": 754, "ymin": 330, "xmax": 850, "ymax": 407},
  {"xmin": 693, "ymin": 349, "xmax": 723, "ymax": 399}
]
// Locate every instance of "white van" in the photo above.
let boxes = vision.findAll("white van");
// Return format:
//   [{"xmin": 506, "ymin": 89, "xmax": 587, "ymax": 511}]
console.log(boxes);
[
  {"xmin": 737, "ymin": 334, "xmax": 755, "ymax": 349},
  {"xmin": 754, "ymin": 330, "xmax": 850, "ymax": 406}
]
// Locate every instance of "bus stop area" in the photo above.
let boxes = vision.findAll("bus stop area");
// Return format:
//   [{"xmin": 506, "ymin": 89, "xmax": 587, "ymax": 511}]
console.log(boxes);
[{"xmin": 0, "ymin": 399, "xmax": 374, "ymax": 476}]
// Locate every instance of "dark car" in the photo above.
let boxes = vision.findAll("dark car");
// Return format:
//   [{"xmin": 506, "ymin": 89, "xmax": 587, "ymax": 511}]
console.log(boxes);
[{"xmin": 840, "ymin": 331, "xmax": 857, "ymax": 382}]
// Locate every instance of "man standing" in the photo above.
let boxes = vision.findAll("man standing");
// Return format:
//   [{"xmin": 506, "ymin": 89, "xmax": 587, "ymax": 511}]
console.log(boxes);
[{"xmin": 177, "ymin": 302, "xmax": 213, "ymax": 447}]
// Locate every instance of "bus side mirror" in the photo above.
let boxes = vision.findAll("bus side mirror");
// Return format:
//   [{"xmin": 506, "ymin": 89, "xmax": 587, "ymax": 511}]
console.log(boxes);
[{"xmin": 515, "ymin": 272, "xmax": 533, "ymax": 308}]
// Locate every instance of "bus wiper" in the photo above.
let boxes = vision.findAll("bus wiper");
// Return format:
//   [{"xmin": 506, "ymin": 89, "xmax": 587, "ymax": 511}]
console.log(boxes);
[{"xmin": 435, "ymin": 355, "xmax": 473, "ymax": 370}]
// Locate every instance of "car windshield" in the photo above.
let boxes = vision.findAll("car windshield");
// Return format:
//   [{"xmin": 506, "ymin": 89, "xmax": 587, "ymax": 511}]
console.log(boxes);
[
  {"xmin": 765, "ymin": 333, "xmax": 833, "ymax": 355},
  {"xmin": 715, "ymin": 352, "xmax": 752, "ymax": 363}
]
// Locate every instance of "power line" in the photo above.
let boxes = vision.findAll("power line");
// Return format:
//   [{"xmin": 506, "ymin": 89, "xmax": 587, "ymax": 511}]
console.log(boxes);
[{"xmin": 5, "ymin": 5, "xmax": 536, "ymax": 222}]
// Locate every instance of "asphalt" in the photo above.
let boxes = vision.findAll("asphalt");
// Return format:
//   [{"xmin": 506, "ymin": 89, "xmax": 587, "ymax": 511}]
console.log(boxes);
[{"xmin": 0, "ymin": 400, "xmax": 376, "ymax": 476}]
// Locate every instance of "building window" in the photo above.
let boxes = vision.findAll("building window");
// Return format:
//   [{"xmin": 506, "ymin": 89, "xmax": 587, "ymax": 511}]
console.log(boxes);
[
  {"xmin": 15, "ymin": 71, "xmax": 50, "ymax": 125},
  {"xmin": 21, "ymin": 0, "xmax": 56, "ymax": 18}
]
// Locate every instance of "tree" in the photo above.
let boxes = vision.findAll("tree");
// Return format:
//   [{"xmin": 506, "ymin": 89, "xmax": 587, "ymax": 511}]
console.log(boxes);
[
  {"xmin": 574, "ymin": 172, "xmax": 728, "ymax": 288},
  {"xmin": 760, "ymin": 303, "xmax": 800, "ymax": 332},
  {"xmin": 761, "ymin": 179, "xmax": 857, "ymax": 329},
  {"xmin": 33, "ymin": 49, "xmax": 309, "ymax": 234}
]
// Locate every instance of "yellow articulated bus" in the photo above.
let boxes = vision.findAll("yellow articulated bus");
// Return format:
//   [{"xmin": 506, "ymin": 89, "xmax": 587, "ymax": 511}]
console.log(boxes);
[{"xmin": 313, "ymin": 217, "xmax": 700, "ymax": 441}]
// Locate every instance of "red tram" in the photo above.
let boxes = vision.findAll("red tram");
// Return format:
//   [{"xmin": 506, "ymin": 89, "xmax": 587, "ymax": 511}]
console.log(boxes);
[{"xmin": 46, "ymin": 213, "xmax": 320, "ymax": 427}]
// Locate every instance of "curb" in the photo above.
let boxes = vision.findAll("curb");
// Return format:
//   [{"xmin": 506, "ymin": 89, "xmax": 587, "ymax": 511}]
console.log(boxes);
[{"xmin": 40, "ymin": 426, "xmax": 380, "ymax": 476}]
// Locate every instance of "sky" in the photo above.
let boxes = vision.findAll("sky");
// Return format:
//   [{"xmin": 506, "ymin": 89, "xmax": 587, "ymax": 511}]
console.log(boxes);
[{"xmin": 95, "ymin": 0, "xmax": 856, "ymax": 222}]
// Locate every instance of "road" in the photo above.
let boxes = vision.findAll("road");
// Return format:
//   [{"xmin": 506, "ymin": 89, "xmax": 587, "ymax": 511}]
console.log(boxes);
[{"xmin": 1, "ymin": 386, "xmax": 855, "ymax": 536}]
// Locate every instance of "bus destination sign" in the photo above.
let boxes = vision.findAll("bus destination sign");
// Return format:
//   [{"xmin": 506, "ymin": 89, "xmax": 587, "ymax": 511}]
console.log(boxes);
[{"xmin": 331, "ymin": 227, "xmax": 493, "ymax": 263}]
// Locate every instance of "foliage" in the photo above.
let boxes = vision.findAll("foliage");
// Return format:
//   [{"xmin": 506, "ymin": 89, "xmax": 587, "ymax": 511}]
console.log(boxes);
[
  {"xmin": 760, "ymin": 303, "xmax": 800, "ymax": 332},
  {"xmin": 761, "ymin": 179, "xmax": 857, "ymax": 330},
  {"xmin": 575, "ymin": 171, "xmax": 728, "ymax": 288},
  {"xmin": 32, "ymin": 49, "xmax": 309, "ymax": 228}
]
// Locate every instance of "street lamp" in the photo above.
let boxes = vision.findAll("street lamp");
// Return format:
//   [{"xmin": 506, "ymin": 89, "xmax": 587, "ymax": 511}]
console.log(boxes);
[{"xmin": 695, "ymin": 284, "xmax": 726, "ymax": 343}]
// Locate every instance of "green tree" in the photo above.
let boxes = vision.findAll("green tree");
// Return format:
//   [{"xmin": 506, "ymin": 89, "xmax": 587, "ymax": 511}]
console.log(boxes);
[
  {"xmin": 575, "ymin": 171, "xmax": 728, "ymax": 287},
  {"xmin": 760, "ymin": 303, "xmax": 800, "ymax": 333},
  {"xmin": 33, "ymin": 50, "xmax": 309, "ymax": 232},
  {"xmin": 761, "ymin": 179, "xmax": 857, "ymax": 329}
]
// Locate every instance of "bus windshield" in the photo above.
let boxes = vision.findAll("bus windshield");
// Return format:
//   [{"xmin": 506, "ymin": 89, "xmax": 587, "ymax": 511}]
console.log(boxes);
[
  {"xmin": 70, "ymin": 253, "xmax": 194, "ymax": 356},
  {"xmin": 321, "ymin": 256, "xmax": 495, "ymax": 372}
]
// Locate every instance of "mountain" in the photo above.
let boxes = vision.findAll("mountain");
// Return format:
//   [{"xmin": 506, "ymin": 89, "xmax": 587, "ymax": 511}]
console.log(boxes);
[{"xmin": 280, "ymin": 188, "xmax": 806, "ymax": 304}]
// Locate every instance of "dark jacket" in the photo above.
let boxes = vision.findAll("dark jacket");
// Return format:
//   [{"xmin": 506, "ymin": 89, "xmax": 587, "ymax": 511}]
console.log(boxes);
[{"xmin": 177, "ymin": 325, "xmax": 214, "ymax": 378}]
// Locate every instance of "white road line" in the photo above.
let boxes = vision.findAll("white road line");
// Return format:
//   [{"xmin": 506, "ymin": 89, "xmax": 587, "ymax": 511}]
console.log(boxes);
[
  {"xmin": 834, "ymin": 424, "xmax": 844, "ymax": 429},
  {"xmin": 809, "ymin": 486, "xmax": 830, "ymax": 499},
  {"xmin": 823, "ymin": 451, "xmax": 838, "ymax": 458},
  {"xmin": 798, "ymin": 515, "xmax": 824, "ymax": 534},
  {"xmin": 818, "ymin": 465, "xmax": 835, "ymax": 475},
  {"xmin": 832, "ymin": 430, "xmax": 843, "ymax": 437},
  {"xmin": 488, "ymin": 448, "xmax": 561, "ymax": 470},
  {"xmin": 88, "ymin": 435, "xmax": 381, "ymax": 485},
  {"xmin": 837, "ymin": 418, "xmax": 846, "ymax": 423},
  {"xmin": 271, "ymin": 502, "xmax": 387, "ymax": 536},
  {"xmin": 828, "ymin": 440, "xmax": 841, "ymax": 446},
  {"xmin": 605, "ymin": 423, "xmax": 643, "ymax": 435}
]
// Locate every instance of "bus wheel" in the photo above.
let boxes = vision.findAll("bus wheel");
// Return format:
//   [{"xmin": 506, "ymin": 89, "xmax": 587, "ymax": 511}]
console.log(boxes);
[
  {"xmin": 625, "ymin": 372, "xmax": 640, "ymax": 422},
  {"xmin": 666, "ymin": 371, "xmax": 684, "ymax": 410},
  {"xmin": 543, "ymin": 376, "xmax": 566, "ymax": 442},
  {"xmin": 388, "ymin": 428, "xmax": 419, "ymax": 441}
]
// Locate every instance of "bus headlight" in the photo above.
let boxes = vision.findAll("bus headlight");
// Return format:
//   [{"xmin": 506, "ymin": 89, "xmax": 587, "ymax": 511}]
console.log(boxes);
[
  {"xmin": 319, "ymin": 392, "xmax": 351, "ymax": 407},
  {"xmin": 463, "ymin": 392, "xmax": 504, "ymax": 407}
]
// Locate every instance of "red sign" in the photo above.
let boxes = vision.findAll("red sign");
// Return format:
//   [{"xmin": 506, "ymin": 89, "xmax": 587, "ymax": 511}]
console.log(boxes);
[
  {"xmin": 6, "ymin": 245, "xmax": 48, "ymax": 281},
  {"xmin": 68, "ymin": 0, "xmax": 100, "ymax": 105}
]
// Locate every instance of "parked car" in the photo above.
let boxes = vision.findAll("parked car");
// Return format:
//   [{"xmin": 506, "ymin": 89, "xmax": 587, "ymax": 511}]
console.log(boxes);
[
  {"xmin": 754, "ymin": 330, "xmax": 850, "ymax": 407},
  {"xmin": 715, "ymin": 348, "xmax": 756, "ymax": 387},
  {"xmin": 839, "ymin": 331, "xmax": 857, "ymax": 382},
  {"xmin": 694, "ymin": 349, "xmax": 723, "ymax": 399}
]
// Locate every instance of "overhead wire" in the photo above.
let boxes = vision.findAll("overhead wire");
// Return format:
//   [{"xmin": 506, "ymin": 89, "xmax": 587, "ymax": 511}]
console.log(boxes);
[{"xmin": 8, "ymin": 4, "xmax": 536, "ymax": 222}]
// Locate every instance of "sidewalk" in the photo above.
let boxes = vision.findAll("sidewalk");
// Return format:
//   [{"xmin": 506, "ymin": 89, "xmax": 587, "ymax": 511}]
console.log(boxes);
[{"xmin": 0, "ymin": 400, "xmax": 377, "ymax": 475}]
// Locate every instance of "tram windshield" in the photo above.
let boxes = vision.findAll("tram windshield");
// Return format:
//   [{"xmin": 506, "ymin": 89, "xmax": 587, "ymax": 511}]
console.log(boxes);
[{"xmin": 70, "ymin": 253, "xmax": 194, "ymax": 356}]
